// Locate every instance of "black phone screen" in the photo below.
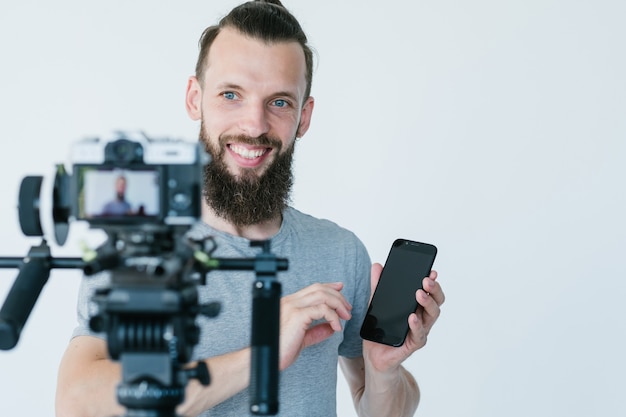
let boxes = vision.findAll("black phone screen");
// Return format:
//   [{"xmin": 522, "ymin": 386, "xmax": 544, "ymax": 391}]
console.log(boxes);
[{"xmin": 360, "ymin": 239, "xmax": 437, "ymax": 347}]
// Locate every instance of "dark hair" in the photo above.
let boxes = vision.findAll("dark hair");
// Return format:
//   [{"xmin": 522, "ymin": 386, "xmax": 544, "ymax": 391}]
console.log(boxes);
[{"xmin": 195, "ymin": 0, "xmax": 314, "ymax": 101}]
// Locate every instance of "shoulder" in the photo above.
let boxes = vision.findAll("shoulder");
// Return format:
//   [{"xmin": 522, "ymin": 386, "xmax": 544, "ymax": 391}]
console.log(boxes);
[
  {"xmin": 284, "ymin": 207, "xmax": 359, "ymax": 238},
  {"xmin": 283, "ymin": 207, "xmax": 369, "ymax": 257}
]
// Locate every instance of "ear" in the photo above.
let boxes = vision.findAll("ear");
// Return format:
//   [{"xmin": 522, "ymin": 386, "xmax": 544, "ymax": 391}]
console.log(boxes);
[
  {"xmin": 296, "ymin": 96, "xmax": 315, "ymax": 138},
  {"xmin": 185, "ymin": 76, "xmax": 202, "ymax": 121}
]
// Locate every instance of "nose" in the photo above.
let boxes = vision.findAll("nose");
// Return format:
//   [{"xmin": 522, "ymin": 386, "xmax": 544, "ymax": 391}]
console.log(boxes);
[{"xmin": 238, "ymin": 101, "xmax": 270, "ymax": 138}]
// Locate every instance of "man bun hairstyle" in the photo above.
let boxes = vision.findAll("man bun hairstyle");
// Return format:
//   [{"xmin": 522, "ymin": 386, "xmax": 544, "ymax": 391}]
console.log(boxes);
[{"xmin": 195, "ymin": 0, "xmax": 314, "ymax": 101}]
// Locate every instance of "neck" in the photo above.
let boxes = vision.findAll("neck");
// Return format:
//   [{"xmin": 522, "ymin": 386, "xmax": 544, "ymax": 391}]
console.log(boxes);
[{"xmin": 201, "ymin": 202, "xmax": 283, "ymax": 241}]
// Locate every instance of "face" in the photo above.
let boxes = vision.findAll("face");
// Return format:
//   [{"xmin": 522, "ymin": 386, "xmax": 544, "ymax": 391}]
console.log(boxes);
[
  {"xmin": 185, "ymin": 27, "xmax": 314, "ymax": 225},
  {"xmin": 115, "ymin": 177, "xmax": 126, "ymax": 198},
  {"xmin": 186, "ymin": 27, "xmax": 314, "ymax": 177}
]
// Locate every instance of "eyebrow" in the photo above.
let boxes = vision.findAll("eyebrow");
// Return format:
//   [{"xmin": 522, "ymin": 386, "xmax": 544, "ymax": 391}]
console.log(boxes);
[
  {"xmin": 272, "ymin": 90, "xmax": 300, "ymax": 103},
  {"xmin": 217, "ymin": 82, "xmax": 243, "ymax": 91}
]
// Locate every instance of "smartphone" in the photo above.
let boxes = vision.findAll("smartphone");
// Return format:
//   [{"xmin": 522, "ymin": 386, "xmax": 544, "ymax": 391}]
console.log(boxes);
[{"xmin": 360, "ymin": 239, "xmax": 437, "ymax": 347}]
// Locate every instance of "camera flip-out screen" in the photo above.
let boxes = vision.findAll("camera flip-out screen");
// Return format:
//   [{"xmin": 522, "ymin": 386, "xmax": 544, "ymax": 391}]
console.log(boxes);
[{"xmin": 76, "ymin": 166, "xmax": 161, "ymax": 223}]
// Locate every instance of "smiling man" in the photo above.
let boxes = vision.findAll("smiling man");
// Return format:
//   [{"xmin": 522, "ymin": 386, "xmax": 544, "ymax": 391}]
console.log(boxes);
[
  {"xmin": 55, "ymin": 2, "xmax": 445, "ymax": 417},
  {"xmin": 188, "ymin": 24, "xmax": 313, "ymax": 235},
  {"xmin": 187, "ymin": 11, "xmax": 314, "ymax": 238}
]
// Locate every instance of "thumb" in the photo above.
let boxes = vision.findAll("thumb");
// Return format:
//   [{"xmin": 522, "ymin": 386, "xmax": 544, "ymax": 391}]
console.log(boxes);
[
  {"xmin": 369, "ymin": 263, "xmax": 383, "ymax": 303},
  {"xmin": 303, "ymin": 323, "xmax": 336, "ymax": 347}
]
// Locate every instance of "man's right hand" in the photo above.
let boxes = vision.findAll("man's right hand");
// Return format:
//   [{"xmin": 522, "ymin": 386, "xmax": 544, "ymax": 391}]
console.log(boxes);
[{"xmin": 278, "ymin": 282, "xmax": 352, "ymax": 370}]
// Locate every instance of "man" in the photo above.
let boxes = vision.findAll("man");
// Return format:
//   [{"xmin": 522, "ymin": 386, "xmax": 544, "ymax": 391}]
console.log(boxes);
[
  {"xmin": 100, "ymin": 175, "xmax": 132, "ymax": 216},
  {"xmin": 55, "ymin": 1, "xmax": 445, "ymax": 416}
]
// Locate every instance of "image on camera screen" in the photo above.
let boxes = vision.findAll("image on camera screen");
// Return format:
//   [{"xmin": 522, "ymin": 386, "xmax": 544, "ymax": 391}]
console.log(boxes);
[{"xmin": 77, "ymin": 167, "xmax": 160, "ymax": 220}]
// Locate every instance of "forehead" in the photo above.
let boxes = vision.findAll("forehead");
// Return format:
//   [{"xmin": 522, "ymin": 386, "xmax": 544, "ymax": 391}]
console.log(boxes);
[{"xmin": 204, "ymin": 27, "xmax": 307, "ymax": 97}]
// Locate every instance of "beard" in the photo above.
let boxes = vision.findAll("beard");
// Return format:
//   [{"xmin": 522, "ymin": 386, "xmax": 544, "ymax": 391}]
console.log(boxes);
[{"xmin": 200, "ymin": 125, "xmax": 295, "ymax": 227}]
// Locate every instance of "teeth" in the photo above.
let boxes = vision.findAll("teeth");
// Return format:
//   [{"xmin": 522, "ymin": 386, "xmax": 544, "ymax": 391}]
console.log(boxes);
[{"xmin": 230, "ymin": 144, "xmax": 268, "ymax": 159}]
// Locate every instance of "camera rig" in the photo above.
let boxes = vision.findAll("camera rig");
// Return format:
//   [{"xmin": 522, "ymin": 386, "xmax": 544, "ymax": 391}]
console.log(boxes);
[{"xmin": 0, "ymin": 132, "xmax": 286, "ymax": 416}]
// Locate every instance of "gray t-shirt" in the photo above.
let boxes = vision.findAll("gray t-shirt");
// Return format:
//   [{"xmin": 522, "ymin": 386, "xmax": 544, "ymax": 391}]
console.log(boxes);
[{"xmin": 71, "ymin": 207, "xmax": 371, "ymax": 416}]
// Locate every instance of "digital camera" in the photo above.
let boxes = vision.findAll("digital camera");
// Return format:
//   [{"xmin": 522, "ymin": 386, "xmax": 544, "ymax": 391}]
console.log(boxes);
[{"xmin": 69, "ymin": 131, "xmax": 207, "ymax": 228}]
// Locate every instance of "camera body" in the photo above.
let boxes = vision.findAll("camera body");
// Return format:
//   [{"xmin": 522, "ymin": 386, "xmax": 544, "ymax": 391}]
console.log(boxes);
[{"xmin": 69, "ymin": 131, "xmax": 207, "ymax": 229}]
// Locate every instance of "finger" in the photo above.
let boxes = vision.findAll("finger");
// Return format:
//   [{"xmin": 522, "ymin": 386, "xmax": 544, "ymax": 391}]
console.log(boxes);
[
  {"xmin": 311, "ymin": 285, "xmax": 353, "ymax": 316},
  {"xmin": 429, "ymin": 269, "xmax": 438, "ymax": 280},
  {"xmin": 286, "ymin": 283, "xmax": 352, "ymax": 314},
  {"xmin": 303, "ymin": 303, "xmax": 347, "ymax": 331},
  {"xmin": 416, "ymin": 289, "xmax": 441, "ymax": 325},
  {"xmin": 423, "ymin": 277, "xmax": 445, "ymax": 306},
  {"xmin": 407, "ymin": 313, "xmax": 428, "ymax": 346},
  {"xmin": 303, "ymin": 323, "xmax": 335, "ymax": 347},
  {"xmin": 325, "ymin": 282, "xmax": 345, "ymax": 290},
  {"xmin": 281, "ymin": 300, "xmax": 351, "ymax": 324}
]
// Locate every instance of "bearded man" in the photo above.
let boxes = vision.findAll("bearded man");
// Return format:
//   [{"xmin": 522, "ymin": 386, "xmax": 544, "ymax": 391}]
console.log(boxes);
[{"xmin": 56, "ymin": 2, "xmax": 445, "ymax": 417}]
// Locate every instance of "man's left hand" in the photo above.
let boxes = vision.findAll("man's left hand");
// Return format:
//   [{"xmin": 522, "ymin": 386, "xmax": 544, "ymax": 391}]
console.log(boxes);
[{"xmin": 363, "ymin": 263, "xmax": 445, "ymax": 373}]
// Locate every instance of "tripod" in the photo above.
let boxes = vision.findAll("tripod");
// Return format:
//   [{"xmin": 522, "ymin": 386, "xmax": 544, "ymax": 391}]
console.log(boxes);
[{"xmin": 0, "ymin": 229, "xmax": 287, "ymax": 416}]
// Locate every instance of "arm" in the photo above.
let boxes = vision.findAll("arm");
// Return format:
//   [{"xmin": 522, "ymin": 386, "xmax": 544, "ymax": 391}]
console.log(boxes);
[
  {"xmin": 55, "ymin": 336, "xmax": 123, "ymax": 417},
  {"xmin": 339, "ymin": 263, "xmax": 444, "ymax": 417},
  {"xmin": 56, "ymin": 282, "xmax": 353, "ymax": 417},
  {"xmin": 339, "ymin": 356, "xmax": 419, "ymax": 417},
  {"xmin": 55, "ymin": 335, "xmax": 252, "ymax": 417}
]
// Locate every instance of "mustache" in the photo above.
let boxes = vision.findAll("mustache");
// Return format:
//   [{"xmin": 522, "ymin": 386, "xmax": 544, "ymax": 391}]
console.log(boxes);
[{"xmin": 218, "ymin": 134, "xmax": 283, "ymax": 150}]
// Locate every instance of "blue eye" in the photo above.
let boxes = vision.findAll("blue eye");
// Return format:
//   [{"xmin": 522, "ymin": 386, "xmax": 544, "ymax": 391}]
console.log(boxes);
[
  {"xmin": 273, "ymin": 99, "xmax": 287, "ymax": 108},
  {"xmin": 223, "ymin": 91, "xmax": 236, "ymax": 100}
]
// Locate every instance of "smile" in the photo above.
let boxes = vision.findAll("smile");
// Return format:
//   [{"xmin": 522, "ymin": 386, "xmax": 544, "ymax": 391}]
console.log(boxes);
[{"xmin": 229, "ymin": 144, "xmax": 270, "ymax": 159}]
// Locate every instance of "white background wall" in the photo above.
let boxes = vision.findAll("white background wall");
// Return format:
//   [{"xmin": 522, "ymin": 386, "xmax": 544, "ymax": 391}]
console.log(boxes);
[{"xmin": 1, "ymin": 1, "xmax": 624, "ymax": 416}]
